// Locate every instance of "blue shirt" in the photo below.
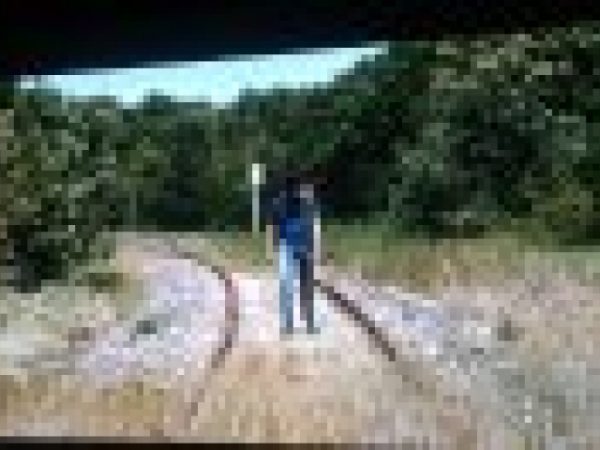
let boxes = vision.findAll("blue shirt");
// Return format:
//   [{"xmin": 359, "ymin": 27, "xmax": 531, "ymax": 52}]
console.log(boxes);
[
  {"xmin": 269, "ymin": 184, "xmax": 314, "ymax": 254},
  {"xmin": 280, "ymin": 211, "xmax": 311, "ymax": 250}
]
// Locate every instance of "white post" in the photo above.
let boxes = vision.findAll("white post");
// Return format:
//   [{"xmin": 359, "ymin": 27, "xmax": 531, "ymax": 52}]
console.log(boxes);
[{"xmin": 251, "ymin": 162, "xmax": 263, "ymax": 236}]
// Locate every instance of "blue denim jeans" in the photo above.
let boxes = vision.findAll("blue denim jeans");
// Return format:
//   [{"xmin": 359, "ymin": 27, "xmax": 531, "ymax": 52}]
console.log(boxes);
[
  {"xmin": 278, "ymin": 241, "xmax": 296, "ymax": 333},
  {"xmin": 279, "ymin": 241, "xmax": 318, "ymax": 334}
]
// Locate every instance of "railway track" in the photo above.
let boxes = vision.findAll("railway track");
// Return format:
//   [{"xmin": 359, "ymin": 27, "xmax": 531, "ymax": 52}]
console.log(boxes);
[
  {"xmin": 5, "ymin": 237, "xmax": 599, "ymax": 445},
  {"xmin": 165, "ymin": 241, "xmax": 467, "ymax": 442}
]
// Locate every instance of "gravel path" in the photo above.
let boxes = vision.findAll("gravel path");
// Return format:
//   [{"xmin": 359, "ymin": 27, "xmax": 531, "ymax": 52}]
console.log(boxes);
[{"xmin": 2, "ymin": 239, "xmax": 600, "ymax": 447}]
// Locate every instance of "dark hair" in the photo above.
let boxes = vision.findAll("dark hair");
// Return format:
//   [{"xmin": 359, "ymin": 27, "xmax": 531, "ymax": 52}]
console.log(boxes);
[{"xmin": 264, "ymin": 164, "xmax": 327, "ymax": 200}]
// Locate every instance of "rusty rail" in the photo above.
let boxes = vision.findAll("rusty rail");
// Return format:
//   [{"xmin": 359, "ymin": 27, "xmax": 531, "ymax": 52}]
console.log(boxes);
[
  {"xmin": 166, "ymin": 242, "xmax": 402, "ymax": 434},
  {"xmin": 314, "ymin": 277, "xmax": 399, "ymax": 363},
  {"xmin": 164, "ymin": 246, "xmax": 241, "ymax": 434}
]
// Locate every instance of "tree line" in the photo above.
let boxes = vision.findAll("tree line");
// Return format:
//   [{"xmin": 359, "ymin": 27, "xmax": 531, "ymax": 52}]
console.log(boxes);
[{"xmin": 1, "ymin": 21, "xmax": 600, "ymax": 290}]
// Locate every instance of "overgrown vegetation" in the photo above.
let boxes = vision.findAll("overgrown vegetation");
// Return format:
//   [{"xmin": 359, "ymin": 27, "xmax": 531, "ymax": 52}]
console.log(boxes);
[{"xmin": 2, "ymin": 22, "xmax": 600, "ymax": 290}]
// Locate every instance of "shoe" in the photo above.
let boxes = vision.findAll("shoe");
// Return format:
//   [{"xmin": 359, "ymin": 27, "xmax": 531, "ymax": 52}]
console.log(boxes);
[
  {"xmin": 306, "ymin": 324, "xmax": 320, "ymax": 335},
  {"xmin": 280, "ymin": 325, "xmax": 294, "ymax": 338}
]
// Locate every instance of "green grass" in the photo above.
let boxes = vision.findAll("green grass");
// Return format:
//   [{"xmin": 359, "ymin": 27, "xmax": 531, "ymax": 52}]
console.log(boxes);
[
  {"xmin": 203, "ymin": 230, "xmax": 271, "ymax": 271},
  {"xmin": 156, "ymin": 223, "xmax": 600, "ymax": 295},
  {"xmin": 320, "ymin": 220, "xmax": 600, "ymax": 293}
]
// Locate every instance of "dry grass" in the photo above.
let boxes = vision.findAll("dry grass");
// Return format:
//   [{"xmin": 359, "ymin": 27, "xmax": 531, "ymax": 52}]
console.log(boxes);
[
  {"xmin": 181, "ymin": 338, "xmax": 482, "ymax": 445},
  {"xmin": 0, "ymin": 371, "xmax": 173, "ymax": 437},
  {"xmin": 318, "ymin": 227, "xmax": 600, "ymax": 445},
  {"xmin": 188, "ymin": 343, "xmax": 373, "ymax": 442},
  {"xmin": 0, "ymin": 241, "xmax": 158, "ymax": 437},
  {"xmin": 0, "ymin": 335, "xmax": 477, "ymax": 445},
  {"xmin": 2, "ymin": 231, "xmax": 600, "ymax": 445}
]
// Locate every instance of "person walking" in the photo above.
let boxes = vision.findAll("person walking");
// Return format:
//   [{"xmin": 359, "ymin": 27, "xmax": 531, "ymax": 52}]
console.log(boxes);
[{"xmin": 264, "ymin": 168, "xmax": 320, "ymax": 336}]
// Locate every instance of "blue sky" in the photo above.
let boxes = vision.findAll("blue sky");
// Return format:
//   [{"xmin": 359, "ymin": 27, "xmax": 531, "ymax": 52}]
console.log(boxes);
[{"xmin": 21, "ymin": 44, "xmax": 388, "ymax": 106}]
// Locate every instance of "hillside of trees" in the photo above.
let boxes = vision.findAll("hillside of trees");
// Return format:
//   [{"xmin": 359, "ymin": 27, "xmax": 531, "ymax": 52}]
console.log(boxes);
[{"xmin": 2, "ymin": 22, "xmax": 600, "ymax": 290}]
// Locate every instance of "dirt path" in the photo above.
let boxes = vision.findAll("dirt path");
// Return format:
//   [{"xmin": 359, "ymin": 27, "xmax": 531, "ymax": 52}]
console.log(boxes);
[{"xmin": 2, "ymin": 238, "xmax": 600, "ymax": 447}]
